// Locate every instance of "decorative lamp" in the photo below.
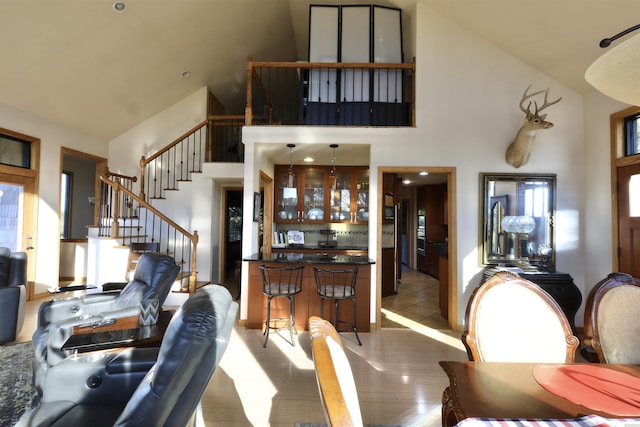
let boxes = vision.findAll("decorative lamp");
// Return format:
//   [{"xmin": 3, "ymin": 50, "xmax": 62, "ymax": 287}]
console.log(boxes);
[
  {"xmin": 501, "ymin": 216, "xmax": 536, "ymax": 264},
  {"xmin": 585, "ymin": 24, "xmax": 640, "ymax": 106},
  {"xmin": 329, "ymin": 144, "xmax": 338, "ymax": 190},
  {"xmin": 287, "ymin": 144, "xmax": 296, "ymax": 187}
]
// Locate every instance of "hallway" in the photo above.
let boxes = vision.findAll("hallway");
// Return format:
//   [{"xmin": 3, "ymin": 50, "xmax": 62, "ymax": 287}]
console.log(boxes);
[{"xmin": 381, "ymin": 266, "xmax": 449, "ymax": 329}]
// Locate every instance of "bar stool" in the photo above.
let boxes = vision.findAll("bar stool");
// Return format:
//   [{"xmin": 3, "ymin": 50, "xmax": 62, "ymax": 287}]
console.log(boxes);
[
  {"xmin": 313, "ymin": 267, "xmax": 362, "ymax": 346},
  {"xmin": 259, "ymin": 265, "xmax": 304, "ymax": 348}
]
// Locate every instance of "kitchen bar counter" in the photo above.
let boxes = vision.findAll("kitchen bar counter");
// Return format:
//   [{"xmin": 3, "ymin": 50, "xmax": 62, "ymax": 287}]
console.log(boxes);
[{"xmin": 244, "ymin": 252, "xmax": 374, "ymax": 332}]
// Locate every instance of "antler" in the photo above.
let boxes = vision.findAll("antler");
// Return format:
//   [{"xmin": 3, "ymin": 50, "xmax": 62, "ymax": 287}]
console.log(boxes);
[
  {"xmin": 534, "ymin": 89, "xmax": 562, "ymax": 115},
  {"xmin": 519, "ymin": 84, "xmax": 562, "ymax": 115},
  {"xmin": 519, "ymin": 84, "xmax": 547, "ymax": 114}
]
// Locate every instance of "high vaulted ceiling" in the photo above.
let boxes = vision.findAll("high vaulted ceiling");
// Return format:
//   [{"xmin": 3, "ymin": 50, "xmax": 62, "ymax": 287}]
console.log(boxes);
[{"xmin": 1, "ymin": 0, "xmax": 638, "ymax": 142}]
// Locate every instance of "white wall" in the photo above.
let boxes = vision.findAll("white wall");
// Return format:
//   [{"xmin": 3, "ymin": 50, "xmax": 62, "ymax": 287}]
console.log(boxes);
[
  {"xmin": 0, "ymin": 103, "xmax": 108, "ymax": 295},
  {"xmin": 242, "ymin": 4, "xmax": 590, "ymax": 328},
  {"xmin": 582, "ymin": 91, "xmax": 630, "ymax": 290},
  {"xmin": 108, "ymin": 87, "xmax": 209, "ymax": 177}
]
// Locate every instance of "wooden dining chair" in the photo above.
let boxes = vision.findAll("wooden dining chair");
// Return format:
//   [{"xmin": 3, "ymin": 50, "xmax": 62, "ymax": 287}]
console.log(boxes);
[
  {"xmin": 462, "ymin": 271, "xmax": 579, "ymax": 363},
  {"xmin": 309, "ymin": 316, "xmax": 364, "ymax": 427},
  {"xmin": 583, "ymin": 272, "xmax": 640, "ymax": 363}
]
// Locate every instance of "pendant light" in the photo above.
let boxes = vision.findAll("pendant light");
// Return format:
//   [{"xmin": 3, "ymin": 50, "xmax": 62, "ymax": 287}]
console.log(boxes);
[
  {"xmin": 585, "ymin": 24, "xmax": 640, "ymax": 106},
  {"xmin": 287, "ymin": 144, "xmax": 296, "ymax": 187},
  {"xmin": 329, "ymin": 144, "xmax": 338, "ymax": 190}
]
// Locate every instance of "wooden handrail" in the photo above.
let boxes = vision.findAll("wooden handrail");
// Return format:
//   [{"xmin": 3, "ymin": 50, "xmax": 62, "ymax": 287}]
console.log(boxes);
[
  {"xmin": 142, "ymin": 119, "xmax": 208, "ymax": 165},
  {"xmin": 105, "ymin": 169, "xmax": 137, "ymax": 182}
]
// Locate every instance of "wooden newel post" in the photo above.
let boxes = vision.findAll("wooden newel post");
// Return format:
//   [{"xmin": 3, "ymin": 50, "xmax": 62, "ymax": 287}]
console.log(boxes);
[
  {"xmin": 245, "ymin": 56, "xmax": 253, "ymax": 126},
  {"xmin": 111, "ymin": 180, "xmax": 121, "ymax": 238},
  {"xmin": 189, "ymin": 230, "xmax": 199, "ymax": 294},
  {"xmin": 139, "ymin": 155, "xmax": 146, "ymax": 201}
]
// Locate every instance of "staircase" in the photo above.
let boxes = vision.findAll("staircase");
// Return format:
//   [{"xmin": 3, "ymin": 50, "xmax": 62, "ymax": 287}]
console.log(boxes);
[{"xmin": 93, "ymin": 116, "xmax": 243, "ymax": 295}]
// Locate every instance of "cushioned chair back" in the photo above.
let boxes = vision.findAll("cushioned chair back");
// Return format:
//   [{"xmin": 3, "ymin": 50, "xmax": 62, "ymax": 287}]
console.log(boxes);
[
  {"xmin": 115, "ymin": 252, "xmax": 180, "ymax": 309},
  {"xmin": 309, "ymin": 316, "xmax": 364, "ymax": 427},
  {"xmin": 0, "ymin": 247, "xmax": 27, "ymax": 344},
  {"xmin": 463, "ymin": 271, "xmax": 579, "ymax": 363},
  {"xmin": 583, "ymin": 272, "xmax": 640, "ymax": 363},
  {"xmin": 114, "ymin": 284, "xmax": 237, "ymax": 426},
  {"xmin": 0, "ymin": 247, "xmax": 27, "ymax": 287}
]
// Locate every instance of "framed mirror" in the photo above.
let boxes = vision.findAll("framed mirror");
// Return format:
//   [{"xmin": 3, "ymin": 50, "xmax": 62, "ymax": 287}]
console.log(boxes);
[{"xmin": 480, "ymin": 173, "xmax": 556, "ymax": 271}]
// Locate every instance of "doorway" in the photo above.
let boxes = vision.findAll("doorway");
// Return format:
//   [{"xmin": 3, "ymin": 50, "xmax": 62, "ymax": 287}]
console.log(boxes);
[
  {"xmin": 611, "ymin": 106, "xmax": 640, "ymax": 276},
  {"xmin": 58, "ymin": 148, "xmax": 107, "ymax": 284},
  {"xmin": 617, "ymin": 163, "xmax": 640, "ymax": 277},
  {"xmin": 222, "ymin": 188, "xmax": 243, "ymax": 298},
  {"xmin": 378, "ymin": 166, "xmax": 456, "ymax": 330},
  {"xmin": 0, "ymin": 128, "xmax": 40, "ymax": 299}
]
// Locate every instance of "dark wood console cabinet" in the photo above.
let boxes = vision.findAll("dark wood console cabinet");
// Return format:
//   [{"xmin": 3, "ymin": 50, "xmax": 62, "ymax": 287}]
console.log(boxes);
[{"xmin": 482, "ymin": 268, "xmax": 582, "ymax": 335}]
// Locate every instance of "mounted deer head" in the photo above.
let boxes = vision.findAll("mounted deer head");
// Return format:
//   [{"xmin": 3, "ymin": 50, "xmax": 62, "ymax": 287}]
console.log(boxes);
[{"xmin": 505, "ymin": 85, "xmax": 562, "ymax": 168}]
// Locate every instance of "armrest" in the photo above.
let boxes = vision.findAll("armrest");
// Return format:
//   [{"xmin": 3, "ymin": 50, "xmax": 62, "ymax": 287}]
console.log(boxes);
[
  {"xmin": 37, "ymin": 294, "xmax": 120, "ymax": 327},
  {"xmin": 42, "ymin": 347, "xmax": 159, "ymax": 404}
]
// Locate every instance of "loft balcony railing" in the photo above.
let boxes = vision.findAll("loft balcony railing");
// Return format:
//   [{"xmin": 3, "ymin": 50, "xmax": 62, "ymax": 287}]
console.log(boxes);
[{"xmin": 245, "ymin": 57, "xmax": 415, "ymax": 127}]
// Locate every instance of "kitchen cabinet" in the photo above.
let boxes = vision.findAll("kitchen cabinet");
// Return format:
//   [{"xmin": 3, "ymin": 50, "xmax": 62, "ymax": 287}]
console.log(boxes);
[
  {"xmin": 329, "ymin": 168, "xmax": 369, "ymax": 222},
  {"xmin": 382, "ymin": 247, "xmax": 396, "ymax": 297},
  {"xmin": 275, "ymin": 165, "xmax": 368, "ymax": 224},
  {"xmin": 275, "ymin": 166, "xmax": 326, "ymax": 223}
]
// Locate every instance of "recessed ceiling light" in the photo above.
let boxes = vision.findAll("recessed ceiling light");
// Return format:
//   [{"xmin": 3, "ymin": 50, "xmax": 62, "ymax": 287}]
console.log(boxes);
[
  {"xmin": 113, "ymin": 1, "xmax": 127, "ymax": 12},
  {"xmin": 180, "ymin": 70, "xmax": 191, "ymax": 78},
  {"xmin": 403, "ymin": 179, "xmax": 411, "ymax": 185},
  {"xmin": 419, "ymin": 171, "xmax": 429, "ymax": 176},
  {"xmin": 304, "ymin": 157, "xmax": 314, "ymax": 163}
]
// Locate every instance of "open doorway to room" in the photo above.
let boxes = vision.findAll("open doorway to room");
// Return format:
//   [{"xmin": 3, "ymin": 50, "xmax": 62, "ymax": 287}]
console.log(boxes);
[
  {"xmin": 221, "ymin": 188, "xmax": 243, "ymax": 299},
  {"xmin": 379, "ymin": 167, "xmax": 456, "ymax": 331},
  {"xmin": 58, "ymin": 148, "xmax": 107, "ymax": 285}
]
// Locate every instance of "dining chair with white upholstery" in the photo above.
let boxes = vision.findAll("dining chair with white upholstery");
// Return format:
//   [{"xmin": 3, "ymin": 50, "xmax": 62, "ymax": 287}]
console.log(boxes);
[
  {"xmin": 583, "ymin": 272, "xmax": 640, "ymax": 363},
  {"xmin": 462, "ymin": 271, "xmax": 579, "ymax": 363}
]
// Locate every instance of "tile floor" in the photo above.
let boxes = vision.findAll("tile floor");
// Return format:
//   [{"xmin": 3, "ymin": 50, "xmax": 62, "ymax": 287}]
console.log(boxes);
[{"xmin": 17, "ymin": 266, "xmax": 466, "ymax": 426}]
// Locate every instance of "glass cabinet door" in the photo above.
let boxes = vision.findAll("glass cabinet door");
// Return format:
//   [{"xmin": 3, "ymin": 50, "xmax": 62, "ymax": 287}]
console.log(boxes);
[
  {"xmin": 355, "ymin": 170, "xmax": 369, "ymax": 222},
  {"xmin": 303, "ymin": 169, "xmax": 325, "ymax": 221},
  {"xmin": 275, "ymin": 167, "xmax": 299, "ymax": 221},
  {"xmin": 329, "ymin": 170, "xmax": 352, "ymax": 221}
]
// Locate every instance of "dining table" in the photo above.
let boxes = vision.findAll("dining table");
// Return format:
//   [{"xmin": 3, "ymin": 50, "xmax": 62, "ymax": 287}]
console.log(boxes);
[{"xmin": 439, "ymin": 361, "xmax": 640, "ymax": 427}]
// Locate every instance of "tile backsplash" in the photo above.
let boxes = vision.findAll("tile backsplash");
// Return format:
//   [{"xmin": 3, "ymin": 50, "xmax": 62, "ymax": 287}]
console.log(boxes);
[{"xmin": 273, "ymin": 223, "xmax": 395, "ymax": 248}]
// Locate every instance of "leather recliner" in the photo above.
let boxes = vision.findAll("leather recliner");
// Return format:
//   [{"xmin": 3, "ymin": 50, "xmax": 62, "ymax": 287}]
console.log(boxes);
[
  {"xmin": 17, "ymin": 284, "xmax": 238, "ymax": 427},
  {"xmin": 0, "ymin": 247, "xmax": 28, "ymax": 344},
  {"xmin": 32, "ymin": 252, "xmax": 180, "ymax": 394}
]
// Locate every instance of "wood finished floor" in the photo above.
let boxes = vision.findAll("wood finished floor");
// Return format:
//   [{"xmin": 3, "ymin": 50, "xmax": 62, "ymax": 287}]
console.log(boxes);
[{"xmin": 17, "ymin": 267, "xmax": 466, "ymax": 426}]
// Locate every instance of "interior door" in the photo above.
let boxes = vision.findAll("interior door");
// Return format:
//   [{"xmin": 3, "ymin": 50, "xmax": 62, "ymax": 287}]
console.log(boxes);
[
  {"xmin": 0, "ymin": 172, "xmax": 37, "ymax": 298},
  {"xmin": 617, "ymin": 163, "xmax": 640, "ymax": 277}
]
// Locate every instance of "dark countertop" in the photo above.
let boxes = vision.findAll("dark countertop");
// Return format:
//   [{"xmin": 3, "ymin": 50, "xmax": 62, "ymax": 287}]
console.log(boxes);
[
  {"xmin": 272, "ymin": 245, "xmax": 368, "ymax": 251},
  {"xmin": 244, "ymin": 252, "xmax": 375, "ymax": 264}
]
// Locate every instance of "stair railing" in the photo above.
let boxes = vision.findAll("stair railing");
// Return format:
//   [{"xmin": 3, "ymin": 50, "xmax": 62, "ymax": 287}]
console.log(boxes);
[
  {"xmin": 139, "ymin": 120, "xmax": 208, "ymax": 202},
  {"xmin": 99, "ymin": 174, "xmax": 199, "ymax": 294},
  {"xmin": 139, "ymin": 116, "xmax": 244, "ymax": 201}
]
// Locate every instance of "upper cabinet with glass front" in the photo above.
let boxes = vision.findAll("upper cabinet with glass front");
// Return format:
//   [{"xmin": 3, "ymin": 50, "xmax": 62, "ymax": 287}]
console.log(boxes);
[
  {"xmin": 275, "ymin": 166, "xmax": 326, "ymax": 222},
  {"xmin": 275, "ymin": 165, "xmax": 368, "ymax": 223},
  {"xmin": 480, "ymin": 173, "xmax": 556, "ymax": 271},
  {"xmin": 328, "ymin": 168, "xmax": 369, "ymax": 222}
]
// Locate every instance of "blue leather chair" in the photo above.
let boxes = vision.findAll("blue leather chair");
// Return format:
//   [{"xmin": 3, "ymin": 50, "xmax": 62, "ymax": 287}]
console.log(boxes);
[
  {"xmin": 18, "ymin": 284, "xmax": 238, "ymax": 427},
  {"xmin": 0, "ymin": 247, "xmax": 28, "ymax": 344}
]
